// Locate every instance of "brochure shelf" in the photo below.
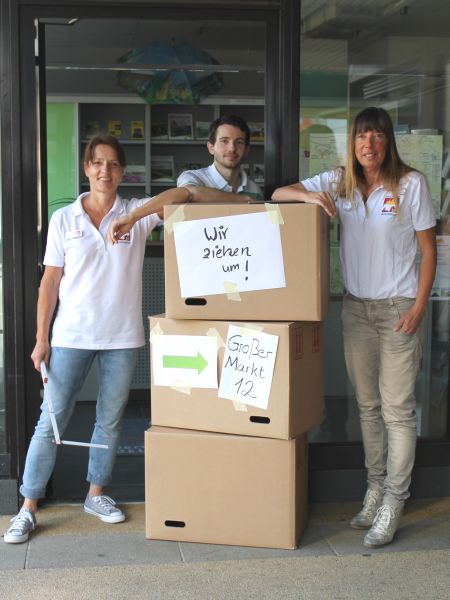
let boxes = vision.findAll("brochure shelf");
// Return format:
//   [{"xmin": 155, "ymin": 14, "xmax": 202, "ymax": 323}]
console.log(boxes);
[{"xmin": 77, "ymin": 99, "xmax": 265, "ymax": 196}]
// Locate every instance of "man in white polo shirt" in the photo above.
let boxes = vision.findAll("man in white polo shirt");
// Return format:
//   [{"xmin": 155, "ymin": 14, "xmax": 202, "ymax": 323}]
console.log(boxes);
[{"xmin": 177, "ymin": 114, "xmax": 263, "ymax": 201}]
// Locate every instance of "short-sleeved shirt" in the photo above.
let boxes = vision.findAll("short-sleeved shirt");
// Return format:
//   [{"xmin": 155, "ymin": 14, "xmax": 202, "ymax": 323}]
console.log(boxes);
[
  {"xmin": 177, "ymin": 163, "xmax": 263, "ymax": 200},
  {"xmin": 301, "ymin": 169, "xmax": 436, "ymax": 299},
  {"xmin": 44, "ymin": 193, "xmax": 161, "ymax": 349}
]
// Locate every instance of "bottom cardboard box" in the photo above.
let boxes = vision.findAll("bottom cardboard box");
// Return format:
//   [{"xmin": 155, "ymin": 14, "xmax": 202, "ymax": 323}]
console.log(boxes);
[{"xmin": 145, "ymin": 426, "xmax": 308, "ymax": 549}]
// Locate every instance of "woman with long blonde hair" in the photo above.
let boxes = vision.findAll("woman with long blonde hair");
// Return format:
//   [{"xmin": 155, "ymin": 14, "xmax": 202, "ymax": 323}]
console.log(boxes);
[{"xmin": 273, "ymin": 106, "xmax": 436, "ymax": 548}]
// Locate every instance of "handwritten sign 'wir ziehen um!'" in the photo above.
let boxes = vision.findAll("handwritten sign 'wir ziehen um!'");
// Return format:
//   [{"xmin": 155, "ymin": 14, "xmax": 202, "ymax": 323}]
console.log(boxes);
[{"xmin": 173, "ymin": 211, "xmax": 286, "ymax": 298}]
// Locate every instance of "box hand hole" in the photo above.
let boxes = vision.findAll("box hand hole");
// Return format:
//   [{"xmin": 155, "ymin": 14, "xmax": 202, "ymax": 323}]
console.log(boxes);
[
  {"xmin": 185, "ymin": 298, "xmax": 207, "ymax": 306},
  {"xmin": 249, "ymin": 416, "xmax": 271, "ymax": 424},
  {"xmin": 164, "ymin": 520, "xmax": 186, "ymax": 528}
]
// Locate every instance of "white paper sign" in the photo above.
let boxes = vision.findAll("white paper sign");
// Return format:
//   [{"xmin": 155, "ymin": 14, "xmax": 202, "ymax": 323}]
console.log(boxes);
[
  {"xmin": 152, "ymin": 335, "xmax": 218, "ymax": 388},
  {"xmin": 432, "ymin": 235, "xmax": 450, "ymax": 295},
  {"xmin": 218, "ymin": 325, "xmax": 279, "ymax": 409},
  {"xmin": 173, "ymin": 212, "xmax": 286, "ymax": 298}
]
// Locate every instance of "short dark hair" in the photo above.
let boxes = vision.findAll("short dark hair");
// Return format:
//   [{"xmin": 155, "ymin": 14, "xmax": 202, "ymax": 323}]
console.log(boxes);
[
  {"xmin": 83, "ymin": 133, "xmax": 126, "ymax": 167},
  {"xmin": 208, "ymin": 115, "xmax": 251, "ymax": 146}
]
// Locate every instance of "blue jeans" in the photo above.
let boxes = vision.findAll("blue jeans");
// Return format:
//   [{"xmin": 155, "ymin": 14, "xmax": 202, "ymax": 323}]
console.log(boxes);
[
  {"xmin": 20, "ymin": 347, "xmax": 139, "ymax": 500},
  {"xmin": 342, "ymin": 295, "xmax": 423, "ymax": 505}
]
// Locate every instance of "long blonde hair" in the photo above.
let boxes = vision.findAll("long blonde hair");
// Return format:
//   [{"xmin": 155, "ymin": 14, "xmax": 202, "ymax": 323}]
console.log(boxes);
[{"xmin": 337, "ymin": 107, "xmax": 414, "ymax": 209}]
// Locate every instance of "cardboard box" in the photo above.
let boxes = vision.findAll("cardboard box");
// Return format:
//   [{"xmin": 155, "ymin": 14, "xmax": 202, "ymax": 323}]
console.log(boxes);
[
  {"xmin": 145, "ymin": 426, "xmax": 308, "ymax": 549},
  {"xmin": 163, "ymin": 202, "xmax": 329, "ymax": 321},
  {"xmin": 149, "ymin": 315, "xmax": 323, "ymax": 439}
]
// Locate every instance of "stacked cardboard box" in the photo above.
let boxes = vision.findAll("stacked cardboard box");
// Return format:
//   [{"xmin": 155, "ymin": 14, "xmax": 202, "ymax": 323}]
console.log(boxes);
[{"xmin": 145, "ymin": 202, "xmax": 329, "ymax": 549}]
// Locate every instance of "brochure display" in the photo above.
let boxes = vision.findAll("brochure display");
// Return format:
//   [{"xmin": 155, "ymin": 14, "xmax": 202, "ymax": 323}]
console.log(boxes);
[{"xmin": 77, "ymin": 100, "xmax": 265, "ymax": 198}]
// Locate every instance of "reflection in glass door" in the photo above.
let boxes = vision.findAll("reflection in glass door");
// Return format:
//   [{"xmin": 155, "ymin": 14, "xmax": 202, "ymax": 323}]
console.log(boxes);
[{"xmin": 301, "ymin": 0, "xmax": 450, "ymax": 443}]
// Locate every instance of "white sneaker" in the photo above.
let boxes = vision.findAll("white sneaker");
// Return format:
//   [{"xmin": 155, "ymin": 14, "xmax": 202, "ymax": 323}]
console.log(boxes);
[
  {"xmin": 4, "ymin": 507, "xmax": 36, "ymax": 544},
  {"xmin": 363, "ymin": 503, "xmax": 403, "ymax": 548},
  {"xmin": 84, "ymin": 494, "xmax": 125, "ymax": 524},
  {"xmin": 350, "ymin": 488, "xmax": 383, "ymax": 529}
]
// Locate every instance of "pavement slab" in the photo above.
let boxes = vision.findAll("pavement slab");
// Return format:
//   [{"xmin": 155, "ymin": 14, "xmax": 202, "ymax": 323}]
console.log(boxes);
[{"xmin": 0, "ymin": 498, "xmax": 449, "ymax": 599}]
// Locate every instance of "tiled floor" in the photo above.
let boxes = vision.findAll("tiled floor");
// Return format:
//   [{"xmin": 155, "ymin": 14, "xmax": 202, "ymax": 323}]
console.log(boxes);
[{"xmin": 1, "ymin": 498, "xmax": 450, "ymax": 571}]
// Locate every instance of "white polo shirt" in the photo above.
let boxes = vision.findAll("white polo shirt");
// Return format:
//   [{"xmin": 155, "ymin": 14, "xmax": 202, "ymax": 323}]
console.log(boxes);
[
  {"xmin": 301, "ymin": 169, "xmax": 436, "ymax": 299},
  {"xmin": 44, "ymin": 193, "xmax": 161, "ymax": 349},
  {"xmin": 177, "ymin": 163, "xmax": 263, "ymax": 200}
]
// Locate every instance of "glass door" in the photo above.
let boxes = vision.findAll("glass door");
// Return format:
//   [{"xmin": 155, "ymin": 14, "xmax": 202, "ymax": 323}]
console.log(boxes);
[{"xmin": 43, "ymin": 15, "xmax": 266, "ymax": 501}]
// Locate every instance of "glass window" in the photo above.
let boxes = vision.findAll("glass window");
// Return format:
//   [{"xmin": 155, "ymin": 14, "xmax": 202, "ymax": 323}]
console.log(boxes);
[
  {"xmin": 45, "ymin": 18, "xmax": 265, "ymax": 197},
  {"xmin": 45, "ymin": 19, "xmax": 265, "ymax": 99},
  {"xmin": 301, "ymin": 0, "xmax": 449, "ymax": 442}
]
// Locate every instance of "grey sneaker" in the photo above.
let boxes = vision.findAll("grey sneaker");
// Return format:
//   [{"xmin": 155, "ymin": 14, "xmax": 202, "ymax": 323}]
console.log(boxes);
[
  {"xmin": 84, "ymin": 494, "xmax": 125, "ymax": 524},
  {"xmin": 363, "ymin": 503, "xmax": 403, "ymax": 547},
  {"xmin": 4, "ymin": 507, "xmax": 36, "ymax": 544},
  {"xmin": 350, "ymin": 488, "xmax": 383, "ymax": 529}
]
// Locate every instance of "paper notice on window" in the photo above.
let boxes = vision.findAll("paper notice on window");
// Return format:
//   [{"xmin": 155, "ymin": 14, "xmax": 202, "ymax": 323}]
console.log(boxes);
[
  {"xmin": 396, "ymin": 134, "xmax": 443, "ymax": 218},
  {"xmin": 432, "ymin": 235, "xmax": 450, "ymax": 296},
  {"xmin": 152, "ymin": 334, "xmax": 218, "ymax": 388},
  {"xmin": 173, "ymin": 212, "xmax": 286, "ymax": 298},
  {"xmin": 218, "ymin": 325, "xmax": 279, "ymax": 410}
]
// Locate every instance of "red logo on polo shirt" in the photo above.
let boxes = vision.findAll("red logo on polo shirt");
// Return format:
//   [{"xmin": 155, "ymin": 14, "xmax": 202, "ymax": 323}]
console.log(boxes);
[
  {"xmin": 117, "ymin": 232, "xmax": 131, "ymax": 244},
  {"xmin": 381, "ymin": 197, "xmax": 397, "ymax": 215}
]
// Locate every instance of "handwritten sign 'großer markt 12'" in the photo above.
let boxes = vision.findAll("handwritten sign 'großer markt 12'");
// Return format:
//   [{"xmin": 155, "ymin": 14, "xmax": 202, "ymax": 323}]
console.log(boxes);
[
  {"xmin": 218, "ymin": 325, "xmax": 279, "ymax": 409},
  {"xmin": 173, "ymin": 212, "xmax": 286, "ymax": 298}
]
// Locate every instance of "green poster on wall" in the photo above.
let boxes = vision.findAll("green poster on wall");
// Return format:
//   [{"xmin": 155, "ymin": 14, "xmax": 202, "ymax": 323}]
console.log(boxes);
[{"xmin": 47, "ymin": 103, "xmax": 77, "ymax": 220}]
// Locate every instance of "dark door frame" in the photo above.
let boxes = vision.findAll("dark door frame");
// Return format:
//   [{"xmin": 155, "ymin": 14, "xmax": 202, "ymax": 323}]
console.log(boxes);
[
  {"xmin": 0, "ymin": 0, "xmax": 300, "ymax": 511},
  {"xmin": 2, "ymin": 1, "xmax": 448, "ymax": 512}
]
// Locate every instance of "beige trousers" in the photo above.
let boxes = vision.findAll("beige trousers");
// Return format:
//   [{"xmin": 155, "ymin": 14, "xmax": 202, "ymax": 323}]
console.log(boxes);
[{"xmin": 342, "ymin": 294, "xmax": 423, "ymax": 505}]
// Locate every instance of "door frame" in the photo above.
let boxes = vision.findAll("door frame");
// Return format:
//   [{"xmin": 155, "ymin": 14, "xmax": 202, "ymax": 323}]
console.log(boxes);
[{"xmin": 0, "ymin": 0, "xmax": 300, "ymax": 510}]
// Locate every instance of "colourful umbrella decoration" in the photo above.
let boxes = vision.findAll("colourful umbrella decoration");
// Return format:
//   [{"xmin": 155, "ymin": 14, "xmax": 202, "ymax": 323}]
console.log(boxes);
[{"xmin": 117, "ymin": 40, "xmax": 224, "ymax": 104}]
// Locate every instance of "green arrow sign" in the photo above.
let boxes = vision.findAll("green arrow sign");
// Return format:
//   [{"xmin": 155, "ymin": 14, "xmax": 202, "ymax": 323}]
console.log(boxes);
[{"xmin": 163, "ymin": 352, "xmax": 208, "ymax": 374}]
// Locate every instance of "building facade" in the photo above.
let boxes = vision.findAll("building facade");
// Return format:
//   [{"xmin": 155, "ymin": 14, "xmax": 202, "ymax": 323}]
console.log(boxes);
[{"xmin": 0, "ymin": 0, "xmax": 449, "ymax": 512}]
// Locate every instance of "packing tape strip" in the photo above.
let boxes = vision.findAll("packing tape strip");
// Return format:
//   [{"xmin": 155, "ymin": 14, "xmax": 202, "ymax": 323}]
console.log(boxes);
[
  {"xmin": 164, "ymin": 204, "xmax": 186, "ymax": 235},
  {"xmin": 149, "ymin": 321, "xmax": 164, "ymax": 344},
  {"xmin": 239, "ymin": 323, "xmax": 264, "ymax": 335},
  {"xmin": 265, "ymin": 202, "xmax": 284, "ymax": 225},
  {"xmin": 232, "ymin": 400, "xmax": 248, "ymax": 412},
  {"xmin": 223, "ymin": 281, "xmax": 241, "ymax": 302},
  {"xmin": 207, "ymin": 328, "xmax": 225, "ymax": 348},
  {"xmin": 172, "ymin": 384, "xmax": 192, "ymax": 395}
]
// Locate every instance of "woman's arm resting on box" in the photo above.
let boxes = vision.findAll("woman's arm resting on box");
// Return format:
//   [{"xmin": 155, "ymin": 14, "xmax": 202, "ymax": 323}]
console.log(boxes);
[
  {"xmin": 271, "ymin": 183, "xmax": 336, "ymax": 217},
  {"xmin": 108, "ymin": 185, "xmax": 253, "ymax": 244},
  {"xmin": 108, "ymin": 187, "xmax": 194, "ymax": 243}
]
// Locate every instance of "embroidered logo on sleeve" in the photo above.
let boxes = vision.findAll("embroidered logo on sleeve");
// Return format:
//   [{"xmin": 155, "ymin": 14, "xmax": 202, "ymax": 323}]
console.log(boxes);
[{"xmin": 381, "ymin": 197, "xmax": 398, "ymax": 215}]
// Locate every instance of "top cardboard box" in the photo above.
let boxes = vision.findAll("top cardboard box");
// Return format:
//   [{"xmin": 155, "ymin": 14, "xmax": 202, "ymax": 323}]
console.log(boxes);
[{"xmin": 164, "ymin": 202, "xmax": 329, "ymax": 321}]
